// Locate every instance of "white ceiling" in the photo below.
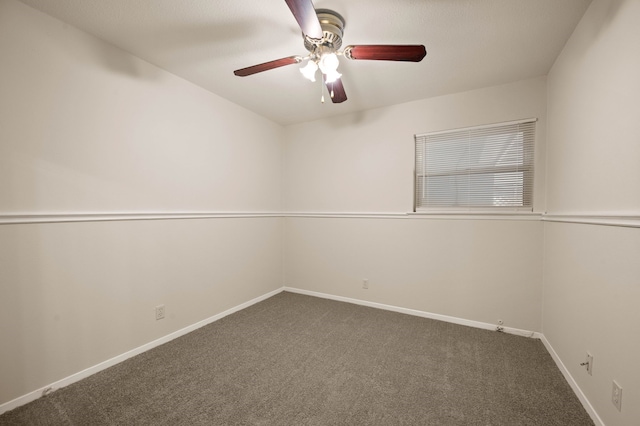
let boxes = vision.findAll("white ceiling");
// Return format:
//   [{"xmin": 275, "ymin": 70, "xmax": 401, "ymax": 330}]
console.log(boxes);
[{"xmin": 18, "ymin": 0, "xmax": 592, "ymax": 125}]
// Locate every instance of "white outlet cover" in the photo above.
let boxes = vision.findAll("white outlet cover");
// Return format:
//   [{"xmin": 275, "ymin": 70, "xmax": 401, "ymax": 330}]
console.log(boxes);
[
  {"xmin": 612, "ymin": 381, "xmax": 622, "ymax": 412},
  {"xmin": 155, "ymin": 305, "xmax": 165, "ymax": 320}
]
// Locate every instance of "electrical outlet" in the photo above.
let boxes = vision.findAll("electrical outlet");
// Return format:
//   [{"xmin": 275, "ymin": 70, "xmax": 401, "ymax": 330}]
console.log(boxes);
[
  {"xmin": 612, "ymin": 381, "xmax": 622, "ymax": 412},
  {"xmin": 362, "ymin": 279, "xmax": 369, "ymax": 289},
  {"xmin": 155, "ymin": 304, "xmax": 165, "ymax": 320}
]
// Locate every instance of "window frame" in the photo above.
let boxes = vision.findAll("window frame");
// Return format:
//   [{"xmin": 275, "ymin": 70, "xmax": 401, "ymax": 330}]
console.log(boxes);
[{"xmin": 414, "ymin": 118, "xmax": 536, "ymax": 213}]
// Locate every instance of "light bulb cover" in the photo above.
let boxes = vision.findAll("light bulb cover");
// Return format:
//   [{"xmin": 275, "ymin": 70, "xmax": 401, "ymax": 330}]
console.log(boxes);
[
  {"xmin": 319, "ymin": 52, "xmax": 340, "ymax": 74},
  {"xmin": 324, "ymin": 70, "xmax": 342, "ymax": 84},
  {"xmin": 299, "ymin": 61, "xmax": 318, "ymax": 82}
]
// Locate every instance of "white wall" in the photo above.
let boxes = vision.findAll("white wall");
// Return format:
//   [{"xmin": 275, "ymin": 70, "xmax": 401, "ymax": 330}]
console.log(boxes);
[
  {"xmin": 285, "ymin": 217, "xmax": 543, "ymax": 330},
  {"xmin": 544, "ymin": 1, "xmax": 640, "ymax": 425},
  {"xmin": 284, "ymin": 78, "xmax": 547, "ymax": 332},
  {"xmin": 285, "ymin": 77, "xmax": 547, "ymax": 213},
  {"xmin": 0, "ymin": 218, "xmax": 283, "ymax": 406},
  {"xmin": 546, "ymin": 0, "xmax": 640, "ymax": 215},
  {"xmin": 0, "ymin": 0, "xmax": 283, "ymax": 406},
  {"xmin": 0, "ymin": 1, "xmax": 283, "ymax": 213}
]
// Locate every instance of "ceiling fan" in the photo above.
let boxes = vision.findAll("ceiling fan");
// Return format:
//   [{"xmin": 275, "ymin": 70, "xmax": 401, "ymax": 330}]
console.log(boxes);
[{"xmin": 233, "ymin": 0, "xmax": 427, "ymax": 104}]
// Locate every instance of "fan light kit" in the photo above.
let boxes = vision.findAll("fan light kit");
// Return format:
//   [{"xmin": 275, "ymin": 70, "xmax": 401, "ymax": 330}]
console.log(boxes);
[{"xmin": 233, "ymin": 0, "xmax": 427, "ymax": 104}]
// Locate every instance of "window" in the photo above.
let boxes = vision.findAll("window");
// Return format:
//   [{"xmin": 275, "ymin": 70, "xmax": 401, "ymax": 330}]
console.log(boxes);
[{"xmin": 415, "ymin": 119, "xmax": 535, "ymax": 211}]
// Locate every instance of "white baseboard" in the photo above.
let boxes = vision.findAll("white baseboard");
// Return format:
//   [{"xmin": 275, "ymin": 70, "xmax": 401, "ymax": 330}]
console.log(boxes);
[
  {"xmin": 0, "ymin": 287, "xmax": 284, "ymax": 415},
  {"xmin": 539, "ymin": 335, "xmax": 604, "ymax": 426},
  {"xmin": 283, "ymin": 287, "xmax": 540, "ymax": 339},
  {"xmin": 285, "ymin": 287, "xmax": 605, "ymax": 425},
  {"xmin": 3, "ymin": 286, "xmax": 602, "ymax": 426}
]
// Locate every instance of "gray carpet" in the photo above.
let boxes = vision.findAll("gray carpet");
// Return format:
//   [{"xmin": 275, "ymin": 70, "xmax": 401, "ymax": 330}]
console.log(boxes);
[{"xmin": 1, "ymin": 291, "xmax": 593, "ymax": 425}]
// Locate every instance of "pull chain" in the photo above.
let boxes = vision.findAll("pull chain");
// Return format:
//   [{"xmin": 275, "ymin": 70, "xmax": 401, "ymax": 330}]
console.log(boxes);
[{"xmin": 320, "ymin": 75, "xmax": 325, "ymax": 103}]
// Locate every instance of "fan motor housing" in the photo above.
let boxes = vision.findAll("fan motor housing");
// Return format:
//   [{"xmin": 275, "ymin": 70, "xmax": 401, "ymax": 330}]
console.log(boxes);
[{"xmin": 304, "ymin": 9, "xmax": 345, "ymax": 51}]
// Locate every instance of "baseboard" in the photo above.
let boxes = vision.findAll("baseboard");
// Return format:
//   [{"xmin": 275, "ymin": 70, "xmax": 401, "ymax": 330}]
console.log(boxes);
[
  {"xmin": 0, "ymin": 287, "xmax": 285, "ymax": 415},
  {"xmin": 539, "ymin": 334, "xmax": 604, "ymax": 426},
  {"xmin": 285, "ymin": 287, "xmax": 606, "ymax": 424},
  {"xmin": 3, "ymin": 287, "xmax": 602, "ymax": 426},
  {"xmin": 283, "ymin": 287, "xmax": 540, "ymax": 339}
]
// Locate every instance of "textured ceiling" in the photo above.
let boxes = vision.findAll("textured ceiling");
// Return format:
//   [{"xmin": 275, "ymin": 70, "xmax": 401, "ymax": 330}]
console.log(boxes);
[{"xmin": 18, "ymin": 0, "xmax": 592, "ymax": 125}]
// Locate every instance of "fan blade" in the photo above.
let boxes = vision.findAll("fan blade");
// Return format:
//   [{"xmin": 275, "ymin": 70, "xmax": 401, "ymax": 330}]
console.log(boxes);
[
  {"xmin": 325, "ymin": 77, "xmax": 347, "ymax": 103},
  {"xmin": 344, "ymin": 45, "xmax": 427, "ymax": 62},
  {"xmin": 284, "ymin": 0, "xmax": 323, "ymax": 40},
  {"xmin": 233, "ymin": 56, "xmax": 301, "ymax": 77}
]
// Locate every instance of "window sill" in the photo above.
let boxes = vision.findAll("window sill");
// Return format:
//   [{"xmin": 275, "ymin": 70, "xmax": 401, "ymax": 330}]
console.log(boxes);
[{"xmin": 408, "ymin": 211, "xmax": 542, "ymax": 220}]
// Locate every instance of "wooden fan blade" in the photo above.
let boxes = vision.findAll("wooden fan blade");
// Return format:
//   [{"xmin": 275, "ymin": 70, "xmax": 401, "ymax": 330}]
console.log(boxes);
[
  {"xmin": 284, "ymin": 0, "xmax": 323, "ymax": 40},
  {"xmin": 325, "ymin": 77, "xmax": 347, "ymax": 103},
  {"xmin": 233, "ymin": 56, "xmax": 301, "ymax": 77},
  {"xmin": 345, "ymin": 45, "xmax": 427, "ymax": 62}
]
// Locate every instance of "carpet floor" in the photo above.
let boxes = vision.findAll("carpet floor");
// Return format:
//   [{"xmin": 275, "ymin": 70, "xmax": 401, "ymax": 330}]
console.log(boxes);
[{"xmin": 0, "ymin": 291, "xmax": 593, "ymax": 425}]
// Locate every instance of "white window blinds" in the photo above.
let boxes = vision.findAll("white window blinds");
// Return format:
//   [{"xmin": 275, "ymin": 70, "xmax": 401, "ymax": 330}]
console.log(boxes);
[{"xmin": 415, "ymin": 119, "xmax": 535, "ymax": 211}]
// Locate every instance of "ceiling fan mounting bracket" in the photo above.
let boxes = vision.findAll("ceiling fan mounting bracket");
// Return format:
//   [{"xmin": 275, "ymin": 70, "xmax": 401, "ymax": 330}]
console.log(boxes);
[
  {"xmin": 343, "ymin": 46, "xmax": 354, "ymax": 60},
  {"xmin": 304, "ymin": 9, "xmax": 345, "ymax": 52}
]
